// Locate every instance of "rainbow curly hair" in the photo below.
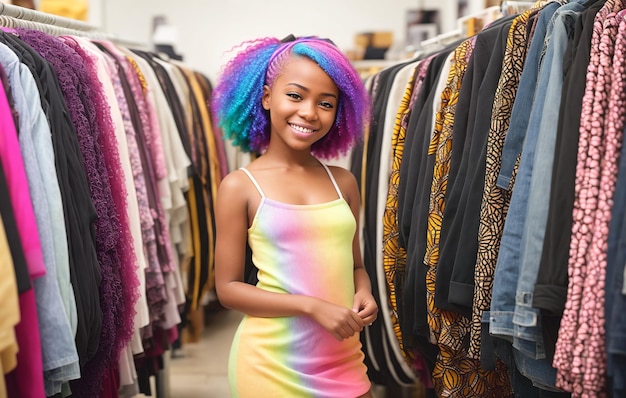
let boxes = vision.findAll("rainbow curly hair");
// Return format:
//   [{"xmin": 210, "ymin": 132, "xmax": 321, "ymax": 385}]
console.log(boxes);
[{"xmin": 211, "ymin": 35, "xmax": 370, "ymax": 160}]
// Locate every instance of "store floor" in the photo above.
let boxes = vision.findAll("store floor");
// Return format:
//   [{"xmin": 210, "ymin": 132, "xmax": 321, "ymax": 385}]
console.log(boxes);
[
  {"xmin": 165, "ymin": 308, "xmax": 241, "ymax": 397},
  {"xmin": 160, "ymin": 307, "xmax": 422, "ymax": 398}
]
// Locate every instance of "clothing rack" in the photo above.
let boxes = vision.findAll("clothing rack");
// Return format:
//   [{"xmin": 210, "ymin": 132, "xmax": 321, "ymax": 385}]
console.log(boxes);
[
  {"xmin": 0, "ymin": 5, "xmax": 168, "ymax": 397},
  {"xmin": 0, "ymin": 2, "xmax": 147, "ymax": 48},
  {"xmin": 0, "ymin": 2, "xmax": 98, "ymax": 32},
  {"xmin": 419, "ymin": 1, "xmax": 536, "ymax": 52},
  {"xmin": 419, "ymin": 5, "xmax": 503, "ymax": 52}
]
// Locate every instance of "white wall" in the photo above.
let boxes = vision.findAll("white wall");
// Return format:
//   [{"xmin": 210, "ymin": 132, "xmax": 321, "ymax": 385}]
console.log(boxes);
[
  {"xmin": 91, "ymin": 0, "xmax": 411, "ymax": 81},
  {"xmin": 93, "ymin": 0, "xmax": 483, "ymax": 82}
]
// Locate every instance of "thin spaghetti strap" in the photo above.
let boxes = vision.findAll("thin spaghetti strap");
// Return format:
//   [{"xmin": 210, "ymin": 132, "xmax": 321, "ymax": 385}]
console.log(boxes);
[
  {"xmin": 320, "ymin": 163, "xmax": 343, "ymax": 200},
  {"xmin": 239, "ymin": 167, "xmax": 266, "ymax": 198}
]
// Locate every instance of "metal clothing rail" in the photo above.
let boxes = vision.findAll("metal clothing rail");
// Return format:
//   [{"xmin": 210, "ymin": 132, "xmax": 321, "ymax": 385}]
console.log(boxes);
[
  {"xmin": 0, "ymin": 3, "xmax": 148, "ymax": 48},
  {"xmin": 419, "ymin": 4, "xmax": 503, "ymax": 52},
  {"xmin": 0, "ymin": 2, "xmax": 99, "ymax": 32},
  {"xmin": 418, "ymin": 0, "xmax": 537, "ymax": 52},
  {"xmin": 0, "ymin": 14, "xmax": 106, "ymax": 38}
]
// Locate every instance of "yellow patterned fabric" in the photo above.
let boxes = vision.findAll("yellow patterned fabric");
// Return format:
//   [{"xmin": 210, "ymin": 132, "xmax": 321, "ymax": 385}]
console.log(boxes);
[
  {"xmin": 432, "ymin": 345, "xmax": 512, "ymax": 397},
  {"xmin": 424, "ymin": 38, "xmax": 474, "ymax": 269},
  {"xmin": 382, "ymin": 62, "xmax": 419, "ymax": 366},
  {"xmin": 470, "ymin": 3, "xmax": 543, "ymax": 360},
  {"xmin": 425, "ymin": 39, "xmax": 473, "ymax": 352},
  {"xmin": 425, "ymin": 41, "xmax": 474, "ymax": 354}
]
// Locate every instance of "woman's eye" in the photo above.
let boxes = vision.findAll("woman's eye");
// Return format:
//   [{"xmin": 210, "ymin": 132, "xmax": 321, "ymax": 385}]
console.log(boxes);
[
  {"xmin": 320, "ymin": 101, "xmax": 335, "ymax": 109},
  {"xmin": 287, "ymin": 92, "xmax": 301, "ymax": 100}
]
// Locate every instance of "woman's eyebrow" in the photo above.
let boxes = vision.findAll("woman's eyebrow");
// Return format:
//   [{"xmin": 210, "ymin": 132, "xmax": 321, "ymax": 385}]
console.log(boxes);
[{"xmin": 286, "ymin": 83, "xmax": 338, "ymax": 99}]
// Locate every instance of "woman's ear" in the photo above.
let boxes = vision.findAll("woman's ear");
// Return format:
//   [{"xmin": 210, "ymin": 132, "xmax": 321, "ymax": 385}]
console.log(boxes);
[{"xmin": 262, "ymin": 85, "xmax": 271, "ymax": 110}]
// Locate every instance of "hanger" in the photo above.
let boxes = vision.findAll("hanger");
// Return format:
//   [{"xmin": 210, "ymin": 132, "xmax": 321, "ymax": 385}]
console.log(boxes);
[
  {"xmin": 0, "ymin": 15, "xmax": 88, "ymax": 37},
  {"xmin": 500, "ymin": 1, "xmax": 536, "ymax": 16},
  {"xmin": 419, "ymin": 29, "xmax": 465, "ymax": 53},
  {"xmin": 418, "ymin": 2, "xmax": 509, "ymax": 54},
  {"xmin": 457, "ymin": 5, "xmax": 502, "ymax": 24},
  {"xmin": 0, "ymin": 2, "xmax": 98, "ymax": 32},
  {"xmin": 0, "ymin": 3, "xmax": 147, "ymax": 48}
]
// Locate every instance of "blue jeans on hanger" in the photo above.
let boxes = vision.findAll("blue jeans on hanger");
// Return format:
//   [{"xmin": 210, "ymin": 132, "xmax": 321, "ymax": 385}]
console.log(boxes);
[
  {"xmin": 489, "ymin": 1, "xmax": 585, "ymax": 391},
  {"xmin": 513, "ymin": 1, "xmax": 585, "ymax": 349},
  {"xmin": 512, "ymin": 2, "xmax": 585, "ymax": 392},
  {"xmin": 489, "ymin": 0, "xmax": 560, "ymax": 350}
]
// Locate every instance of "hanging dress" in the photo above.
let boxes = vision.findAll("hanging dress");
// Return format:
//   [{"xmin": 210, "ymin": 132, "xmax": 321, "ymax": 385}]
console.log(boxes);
[{"xmin": 228, "ymin": 163, "xmax": 371, "ymax": 398}]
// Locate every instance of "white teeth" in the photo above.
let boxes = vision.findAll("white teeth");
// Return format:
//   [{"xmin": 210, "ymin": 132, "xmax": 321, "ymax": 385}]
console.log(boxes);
[{"xmin": 291, "ymin": 124, "xmax": 314, "ymax": 133}]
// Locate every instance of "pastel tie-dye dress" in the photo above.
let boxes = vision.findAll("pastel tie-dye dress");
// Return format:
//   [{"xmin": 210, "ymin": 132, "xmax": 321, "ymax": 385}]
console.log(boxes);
[{"xmin": 229, "ymin": 164, "xmax": 370, "ymax": 398}]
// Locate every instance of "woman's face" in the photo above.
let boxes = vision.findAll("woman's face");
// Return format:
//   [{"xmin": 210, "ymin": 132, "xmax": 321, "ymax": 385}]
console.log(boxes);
[{"xmin": 262, "ymin": 56, "xmax": 338, "ymax": 153}]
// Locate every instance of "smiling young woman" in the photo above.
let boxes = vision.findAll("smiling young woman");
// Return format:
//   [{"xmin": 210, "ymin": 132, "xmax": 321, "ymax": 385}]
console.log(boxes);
[{"xmin": 211, "ymin": 36, "xmax": 376, "ymax": 398}]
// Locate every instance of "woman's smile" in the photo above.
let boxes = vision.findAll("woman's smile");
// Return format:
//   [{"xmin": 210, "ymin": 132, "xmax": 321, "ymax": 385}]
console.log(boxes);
[{"xmin": 289, "ymin": 123, "xmax": 316, "ymax": 135}]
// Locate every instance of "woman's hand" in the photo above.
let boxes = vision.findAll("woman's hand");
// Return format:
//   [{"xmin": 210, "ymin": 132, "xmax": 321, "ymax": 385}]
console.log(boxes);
[
  {"xmin": 310, "ymin": 299, "xmax": 365, "ymax": 341},
  {"xmin": 352, "ymin": 290, "xmax": 378, "ymax": 327}
]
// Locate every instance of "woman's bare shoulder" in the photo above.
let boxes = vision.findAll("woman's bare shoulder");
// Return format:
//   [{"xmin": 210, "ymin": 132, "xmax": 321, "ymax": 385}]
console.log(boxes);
[
  {"xmin": 219, "ymin": 168, "xmax": 250, "ymax": 191},
  {"xmin": 326, "ymin": 165, "xmax": 357, "ymax": 185},
  {"xmin": 217, "ymin": 168, "xmax": 260, "ymax": 205},
  {"xmin": 326, "ymin": 165, "xmax": 359, "ymax": 201}
]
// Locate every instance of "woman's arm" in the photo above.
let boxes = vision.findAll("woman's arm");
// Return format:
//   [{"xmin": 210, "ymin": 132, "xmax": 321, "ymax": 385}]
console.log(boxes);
[
  {"xmin": 214, "ymin": 170, "xmax": 365, "ymax": 340},
  {"xmin": 333, "ymin": 167, "xmax": 379, "ymax": 325}
]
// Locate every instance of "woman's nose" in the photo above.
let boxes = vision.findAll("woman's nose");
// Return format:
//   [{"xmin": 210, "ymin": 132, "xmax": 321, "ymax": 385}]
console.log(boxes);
[{"xmin": 298, "ymin": 100, "xmax": 318, "ymax": 120}]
